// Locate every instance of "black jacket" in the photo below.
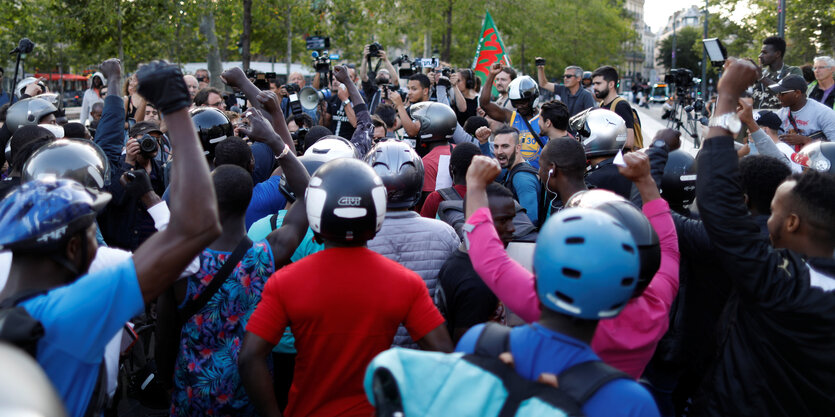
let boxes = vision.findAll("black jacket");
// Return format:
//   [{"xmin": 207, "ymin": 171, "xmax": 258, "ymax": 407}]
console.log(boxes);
[{"xmin": 691, "ymin": 136, "xmax": 835, "ymax": 416}]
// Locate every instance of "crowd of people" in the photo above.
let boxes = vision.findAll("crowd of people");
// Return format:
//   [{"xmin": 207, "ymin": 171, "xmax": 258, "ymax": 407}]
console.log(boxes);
[{"xmin": 0, "ymin": 34, "xmax": 833, "ymax": 417}]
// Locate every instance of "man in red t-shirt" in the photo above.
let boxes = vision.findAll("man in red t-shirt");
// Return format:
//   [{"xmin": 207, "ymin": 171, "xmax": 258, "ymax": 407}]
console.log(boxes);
[
  {"xmin": 421, "ymin": 142, "xmax": 482, "ymax": 218},
  {"xmin": 239, "ymin": 158, "xmax": 452, "ymax": 417}
]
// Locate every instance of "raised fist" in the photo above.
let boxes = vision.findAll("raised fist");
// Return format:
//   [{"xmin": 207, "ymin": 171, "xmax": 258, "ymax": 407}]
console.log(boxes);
[
  {"xmin": 220, "ymin": 67, "xmax": 248, "ymax": 88},
  {"xmin": 100, "ymin": 58, "xmax": 122, "ymax": 80},
  {"xmin": 136, "ymin": 60, "xmax": 191, "ymax": 114}
]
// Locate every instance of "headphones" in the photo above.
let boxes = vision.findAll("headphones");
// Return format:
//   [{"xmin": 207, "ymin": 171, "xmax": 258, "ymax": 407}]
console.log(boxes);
[
  {"xmin": 463, "ymin": 68, "xmax": 475, "ymax": 90},
  {"xmin": 549, "ymin": 168, "xmax": 554, "ymax": 176}
]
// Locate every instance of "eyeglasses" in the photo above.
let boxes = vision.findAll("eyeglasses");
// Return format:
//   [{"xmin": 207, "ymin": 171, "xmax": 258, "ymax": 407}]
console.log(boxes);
[
  {"xmin": 563, "ymin": 74, "xmax": 576, "ymax": 79},
  {"xmin": 813, "ymin": 66, "xmax": 832, "ymax": 70},
  {"xmin": 208, "ymin": 101, "xmax": 224, "ymax": 107}
]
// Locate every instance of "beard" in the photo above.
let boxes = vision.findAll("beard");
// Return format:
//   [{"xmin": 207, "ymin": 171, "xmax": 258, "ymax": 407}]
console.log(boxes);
[
  {"xmin": 497, "ymin": 151, "xmax": 516, "ymax": 168},
  {"xmin": 594, "ymin": 86, "xmax": 609, "ymax": 99}
]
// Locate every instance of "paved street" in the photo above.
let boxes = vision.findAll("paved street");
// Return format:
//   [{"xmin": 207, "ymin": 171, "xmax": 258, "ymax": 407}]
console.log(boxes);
[{"xmin": 635, "ymin": 102, "xmax": 704, "ymax": 157}]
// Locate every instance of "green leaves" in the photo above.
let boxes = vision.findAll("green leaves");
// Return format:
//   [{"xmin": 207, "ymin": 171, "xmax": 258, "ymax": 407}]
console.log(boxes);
[{"xmin": 1, "ymin": 0, "xmax": 637, "ymax": 76}]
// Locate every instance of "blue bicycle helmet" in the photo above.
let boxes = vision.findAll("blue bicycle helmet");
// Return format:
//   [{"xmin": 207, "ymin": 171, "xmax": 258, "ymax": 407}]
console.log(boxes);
[
  {"xmin": 0, "ymin": 179, "xmax": 110, "ymax": 253},
  {"xmin": 565, "ymin": 189, "xmax": 661, "ymax": 298},
  {"xmin": 534, "ymin": 207, "xmax": 640, "ymax": 319}
]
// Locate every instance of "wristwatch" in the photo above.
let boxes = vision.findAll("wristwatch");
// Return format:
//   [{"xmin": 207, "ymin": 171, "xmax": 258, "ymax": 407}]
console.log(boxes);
[
  {"xmin": 709, "ymin": 112, "xmax": 742, "ymax": 134},
  {"xmin": 342, "ymin": 99, "xmax": 351, "ymax": 106}
]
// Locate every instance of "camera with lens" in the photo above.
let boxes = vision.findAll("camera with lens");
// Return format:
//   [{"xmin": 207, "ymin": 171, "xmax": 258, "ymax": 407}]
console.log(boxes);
[
  {"xmin": 368, "ymin": 42, "xmax": 383, "ymax": 58},
  {"xmin": 139, "ymin": 134, "xmax": 159, "ymax": 155},
  {"xmin": 291, "ymin": 127, "xmax": 308, "ymax": 154},
  {"xmin": 665, "ymin": 68, "xmax": 694, "ymax": 89},
  {"xmin": 440, "ymin": 67, "xmax": 453, "ymax": 78},
  {"xmin": 312, "ymin": 52, "xmax": 331, "ymax": 74},
  {"xmin": 282, "ymin": 84, "xmax": 300, "ymax": 95},
  {"xmin": 535, "ymin": 57, "xmax": 546, "ymax": 67}
]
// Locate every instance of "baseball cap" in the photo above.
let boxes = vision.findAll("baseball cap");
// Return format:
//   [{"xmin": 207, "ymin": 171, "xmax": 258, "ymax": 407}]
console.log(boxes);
[
  {"xmin": 768, "ymin": 75, "xmax": 807, "ymax": 94},
  {"xmin": 130, "ymin": 121, "xmax": 163, "ymax": 138},
  {"xmin": 754, "ymin": 110, "xmax": 782, "ymax": 131}
]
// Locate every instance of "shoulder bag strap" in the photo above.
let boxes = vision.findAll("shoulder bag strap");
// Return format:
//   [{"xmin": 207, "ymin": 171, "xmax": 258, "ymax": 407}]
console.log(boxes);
[
  {"xmin": 178, "ymin": 237, "xmax": 253, "ymax": 326},
  {"xmin": 518, "ymin": 113, "xmax": 545, "ymax": 148}
]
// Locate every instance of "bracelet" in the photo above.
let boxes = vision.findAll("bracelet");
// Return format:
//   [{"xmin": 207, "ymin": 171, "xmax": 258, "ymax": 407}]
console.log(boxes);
[
  {"xmin": 275, "ymin": 146, "xmax": 290, "ymax": 160},
  {"xmin": 343, "ymin": 99, "xmax": 351, "ymax": 106}
]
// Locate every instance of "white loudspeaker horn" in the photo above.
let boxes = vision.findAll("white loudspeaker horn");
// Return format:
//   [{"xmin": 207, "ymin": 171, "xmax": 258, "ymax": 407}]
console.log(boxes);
[{"xmin": 299, "ymin": 86, "xmax": 323, "ymax": 110}]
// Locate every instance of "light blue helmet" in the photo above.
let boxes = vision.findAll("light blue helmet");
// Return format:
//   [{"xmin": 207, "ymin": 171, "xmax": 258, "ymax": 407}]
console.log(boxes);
[{"xmin": 534, "ymin": 207, "xmax": 640, "ymax": 319}]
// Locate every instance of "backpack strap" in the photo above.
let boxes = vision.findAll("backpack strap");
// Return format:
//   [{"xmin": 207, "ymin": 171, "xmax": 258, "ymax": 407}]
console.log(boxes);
[
  {"xmin": 438, "ymin": 186, "xmax": 463, "ymax": 202},
  {"xmin": 83, "ymin": 362, "xmax": 109, "ymax": 417},
  {"xmin": 177, "ymin": 237, "xmax": 253, "ymax": 327},
  {"xmin": 270, "ymin": 213, "xmax": 279, "ymax": 231},
  {"xmin": 0, "ymin": 289, "xmax": 49, "ymax": 308},
  {"xmin": 557, "ymin": 360, "xmax": 631, "ymax": 405},
  {"xmin": 473, "ymin": 322, "xmax": 512, "ymax": 358}
]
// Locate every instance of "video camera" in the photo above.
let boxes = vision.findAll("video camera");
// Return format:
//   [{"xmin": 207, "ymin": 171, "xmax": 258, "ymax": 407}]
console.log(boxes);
[
  {"xmin": 665, "ymin": 68, "xmax": 695, "ymax": 90},
  {"xmin": 392, "ymin": 55, "xmax": 439, "ymax": 78}
]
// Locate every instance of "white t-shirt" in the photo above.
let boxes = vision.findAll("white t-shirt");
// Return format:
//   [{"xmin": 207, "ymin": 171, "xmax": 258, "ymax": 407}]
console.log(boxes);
[{"xmin": 777, "ymin": 99, "xmax": 835, "ymax": 141}]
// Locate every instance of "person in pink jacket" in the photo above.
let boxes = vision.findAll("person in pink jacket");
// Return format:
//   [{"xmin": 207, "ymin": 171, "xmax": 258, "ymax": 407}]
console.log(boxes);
[{"xmin": 463, "ymin": 149, "xmax": 680, "ymax": 379}]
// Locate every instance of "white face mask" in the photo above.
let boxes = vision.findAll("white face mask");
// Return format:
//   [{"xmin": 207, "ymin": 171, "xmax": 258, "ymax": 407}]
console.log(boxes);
[{"xmin": 38, "ymin": 123, "xmax": 64, "ymax": 139}]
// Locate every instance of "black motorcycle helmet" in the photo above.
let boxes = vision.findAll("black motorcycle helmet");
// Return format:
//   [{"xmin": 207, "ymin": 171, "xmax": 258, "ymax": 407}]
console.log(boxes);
[
  {"xmin": 22, "ymin": 138, "xmax": 111, "ymax": 190},
  {"xmin": 661, "ymin": 150, "xmax": 697, "ymax": 210},
  {"xmin": 566, "ymin": 189, "xmax": 661, "ymax": 298},
  {"xmin": 408, "ymin": 102, "xmax": 456, "ymax": 156},
  {"xmin": 305, "ymin": 158, "xmax": 387, "ymax": 244},
  {"xmin": 190, "ymin": 107, "xmax": 232, "ymax": 160},
  {"xmin": 365, "ymin": 140, "xmax": 424, "ymax": 209}
]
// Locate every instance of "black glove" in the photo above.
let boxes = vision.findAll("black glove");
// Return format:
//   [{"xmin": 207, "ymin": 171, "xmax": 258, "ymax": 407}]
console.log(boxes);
[
  {"xmin": 121, "ymin": 169, "xmax": 153, "ymax": 197},
  {"xmin": 437, "ymin": 77, "xmax": 451, "ymax": 88},
  {"xmin": 137, "ymin": 60, "xmax": 191, "ymax": 115}
]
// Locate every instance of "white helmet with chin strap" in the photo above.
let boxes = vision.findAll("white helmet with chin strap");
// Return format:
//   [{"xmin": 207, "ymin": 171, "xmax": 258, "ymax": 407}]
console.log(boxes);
[{"xmin": 508, "ymin": 75, "xmax": 539, "ymax": 102}]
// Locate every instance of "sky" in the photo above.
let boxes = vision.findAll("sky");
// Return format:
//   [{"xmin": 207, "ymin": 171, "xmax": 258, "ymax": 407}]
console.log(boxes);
[{"xmin": 644, "ymin": 0, "xmax": 703, "ymax": 33}]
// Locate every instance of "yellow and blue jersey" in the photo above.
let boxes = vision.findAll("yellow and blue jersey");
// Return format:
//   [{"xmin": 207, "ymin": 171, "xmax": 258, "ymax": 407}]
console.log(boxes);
[{"xmin": 509, "ymin": 111, "xmax": 544, "ymax": 169}]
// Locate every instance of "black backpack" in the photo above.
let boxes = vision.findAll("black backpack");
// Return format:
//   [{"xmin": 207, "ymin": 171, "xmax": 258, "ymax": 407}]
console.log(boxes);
[
  {"xmin": 436, "ymin": 187, "xmax": 538, "ymax": 242},
  {"xmin": 0, "ymin": 291, "xmax": 109, "ymax": 417}
]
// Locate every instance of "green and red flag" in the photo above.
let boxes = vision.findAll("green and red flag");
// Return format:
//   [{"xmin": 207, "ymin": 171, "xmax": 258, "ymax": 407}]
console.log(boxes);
[{"xmin": 471, "ymin": 10, "xmax": 511, "ymax": 89}]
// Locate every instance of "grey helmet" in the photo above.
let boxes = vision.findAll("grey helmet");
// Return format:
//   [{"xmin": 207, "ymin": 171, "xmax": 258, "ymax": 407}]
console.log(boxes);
[
  {"xmin": 508, "ymin": 75, "xmax": 539, "ymax": 102},
  {"xmin": 365, "ymin": 140, "xmax": 425, "ymax": 209},
  {"xmin": 5, "ymin": 97, "xmax": 58, "ymax": 133},
  {"xmin": 22, "ymin": 138, "xmax": 111, "ymax": 190},
  {"xmin": 570, "ymin": 108, "xmax": 627, "ymax": 158}
]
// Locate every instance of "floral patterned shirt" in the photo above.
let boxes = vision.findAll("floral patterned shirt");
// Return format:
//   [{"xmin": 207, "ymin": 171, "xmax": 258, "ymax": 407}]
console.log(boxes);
[{"xmin": 170, "ymin": 240, "xmax": 275, "ymax": 416}]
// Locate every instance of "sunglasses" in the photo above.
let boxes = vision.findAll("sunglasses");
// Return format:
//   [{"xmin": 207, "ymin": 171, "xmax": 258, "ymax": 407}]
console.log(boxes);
[{"xmin": 563, "ymin": 74, "xmax": 576, "ymax": 79}]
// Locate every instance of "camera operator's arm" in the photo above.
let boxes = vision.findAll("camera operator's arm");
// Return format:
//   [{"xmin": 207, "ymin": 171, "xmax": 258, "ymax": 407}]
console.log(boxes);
[
  {"xmin": 240, "ymin": 111, "xmax": 309, "ymax": 268},
  {"xmin": 449, "ymin": 72, "xmax": 468, "ymax": 113},
  {"xmin": 334, "ymin": 66, "xmax": 373, "ymax": 156},
  {"xmin": 336, "ymin": 84, "xmax": 357, "ymax": 127},
  {"xmin": 95, "ymin": 59, "xmax": 128, "ymax": 173},
  {"xmin": 132, "ymin": 61, "xmax": 221, "ymax": 303},
  {"xmin": 223, "ymin": 67, "xmax": 296, "ymax": 155},
  {"xmin": 479, "ymin": 63, "xmax": 512, "ymax": 123},
  {"xmin": 535, "ymin": 58, "xmax": 556, "ymax": 93},
  {"xmin": 360, "ymin": 45, "xmax": 370, "ymax": 83},
  {"xmin": 388, "ymin": 89, "xmax": 420, "ymax": 137},
  {"xmin": 312, "ymin": 72, "xmax": 321, "ymax": 90}
]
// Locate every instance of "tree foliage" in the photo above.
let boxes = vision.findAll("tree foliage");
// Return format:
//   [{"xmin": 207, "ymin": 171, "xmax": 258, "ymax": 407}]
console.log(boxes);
[
  {"xmin": 656, "ymin": 26, "xmax": 702, "ymax": 75},
  {"xmin": 707, "ymin": 0, "xmax": 835, "ymax": 66},
  {"xmin": 0, "ymin": 0, "xmax": 636, "ymax": 78}
]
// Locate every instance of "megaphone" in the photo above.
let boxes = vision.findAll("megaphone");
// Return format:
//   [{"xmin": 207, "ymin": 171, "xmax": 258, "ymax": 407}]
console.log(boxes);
[{"xmin": 299, "ymin": 86, "xmax": 324, "ymax": 110}]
